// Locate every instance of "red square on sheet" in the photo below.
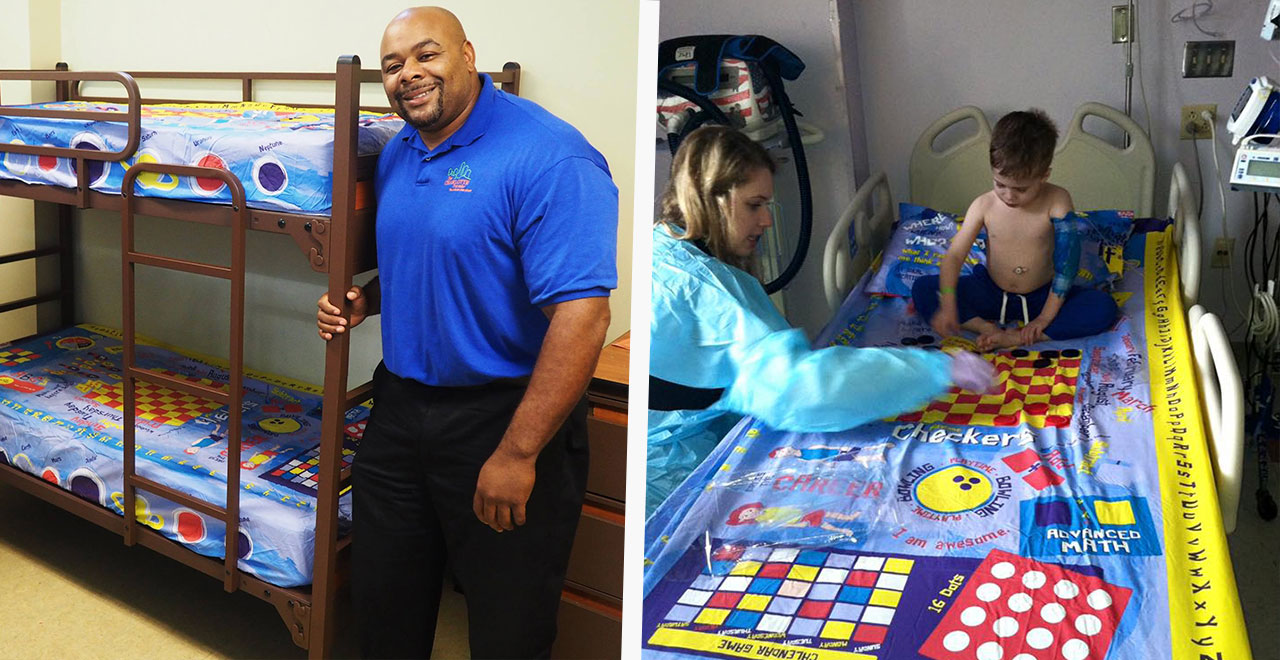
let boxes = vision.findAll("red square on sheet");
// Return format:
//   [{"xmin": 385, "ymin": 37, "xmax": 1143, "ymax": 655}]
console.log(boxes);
[
  {"xmin": 758, "ymin": 563, "xmax": 791, "ymax": 579},
  {"xmin": 797, "ymin": 600, "xmax": 834, "ymax": 619},
  {"xmin": 707, "ymin": 591, "xmax": 742, "ymax": 609},
  {"xmin": 1002, "ymin": 448, "xmax": 1040, "ymax": 472},
  {"xmin": 845, "ymin": 571, "xmax": 878, "ymax": 587},
  {"xmin": 954, "ymin": 393, "xmax": 982, "ymax": 404},
  {"xmin": 974, "ymin": 403, "xmax": 1003, "ymax": 415},
  {"xmin": 853, "ymin": 624, "xmax": 888, "ymax": 644},
  {"xmin": 1023, "ymin": 465, "xmax": 1065, "ymax": 490},
  {"xmin": 918, "ymin": 549, "xmax": 1131, "ymax": 660}
]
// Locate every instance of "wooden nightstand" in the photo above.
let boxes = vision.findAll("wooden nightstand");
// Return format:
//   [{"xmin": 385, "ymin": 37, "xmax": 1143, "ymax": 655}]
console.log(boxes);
[{"xmin": 553, "ymin": 333, "xmax": 628, "ymax": 658}]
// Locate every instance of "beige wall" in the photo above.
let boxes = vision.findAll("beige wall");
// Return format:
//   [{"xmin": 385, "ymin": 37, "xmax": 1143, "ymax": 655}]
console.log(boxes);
[
  {"xmin": 30, "ymin": 0, "xmax": 636, "ymax": 383},
  {"xmin": 0, "ymin": 0, "xmax": 61, "ymax": 341}
]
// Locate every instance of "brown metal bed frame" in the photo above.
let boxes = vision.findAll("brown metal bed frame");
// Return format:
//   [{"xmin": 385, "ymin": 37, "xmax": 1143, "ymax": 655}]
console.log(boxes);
[{"xmin": 0, "ymin": 57, "xmax": 520, "ymax": 658}]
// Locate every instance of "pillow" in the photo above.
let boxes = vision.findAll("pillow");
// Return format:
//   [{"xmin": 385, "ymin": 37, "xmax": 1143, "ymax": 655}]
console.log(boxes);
[
  {"xmin": 863, "ymin": 203, "xmax": 985, "ymax": 297},
  {"xmin": 864, "ymin": 204, "xmax": 1135, "ymax": 297},
  {"xmin": 1062, "ymin": 209, "xmax": 1135, "ymax": 289}
]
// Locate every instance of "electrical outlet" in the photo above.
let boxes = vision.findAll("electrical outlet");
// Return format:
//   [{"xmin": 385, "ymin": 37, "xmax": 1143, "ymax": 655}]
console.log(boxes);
[
  {"xmin": 1181, "ymin": 104, "xmax": 1216, "ymax": 140},
  {"xmin": 1182, "ymin": 40, "xmax": 1235, "ymax": 78},
  {"xmin": 1212, "ymin": 237, "xmax": 1235, "ymax": 268}
]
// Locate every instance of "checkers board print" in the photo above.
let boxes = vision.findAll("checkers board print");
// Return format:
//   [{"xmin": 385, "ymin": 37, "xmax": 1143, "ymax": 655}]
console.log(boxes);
[
  {"xmin": 894, "ymin": 349, "xmax": 1082, "ymax": 429},
  {"xmin": 0, "ymin": 348, "xmax": 40, "ymax": 367},
  {"xmin": 85, "ymin": 368, "xmax": 224, "ymax": 426},
  {"xmin": 650, "ymin": 543, "xmax": 915, "ymax": 657}
]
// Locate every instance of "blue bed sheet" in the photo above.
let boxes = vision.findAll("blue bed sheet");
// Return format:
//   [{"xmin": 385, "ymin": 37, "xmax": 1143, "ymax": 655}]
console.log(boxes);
[
  {"xmin": 642, "ymin": 222, "xmax": 1249, "ymax": 659},
  {"xmin": 0, "ymin": 101, "xmax": 404, "ymax": 215},
  {"xmin": 0, "ymin": 324, "xmax": 367, "ymax": 587}
]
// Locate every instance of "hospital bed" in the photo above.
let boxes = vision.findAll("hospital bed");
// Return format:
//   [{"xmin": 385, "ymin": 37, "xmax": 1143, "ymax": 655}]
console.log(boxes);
[
  {"xmin": 643, "ymin": 102, "xmax": 1250, "ymax": 659},
  {"xmin": 0, "ymin": 60, "xmax": 520, "ymax": 659}
]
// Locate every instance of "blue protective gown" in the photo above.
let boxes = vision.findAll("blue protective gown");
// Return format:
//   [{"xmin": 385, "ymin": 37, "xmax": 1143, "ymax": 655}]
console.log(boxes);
[{"xmin": 647, "ymin": 225, "xmax": 955, "ymax": 516}]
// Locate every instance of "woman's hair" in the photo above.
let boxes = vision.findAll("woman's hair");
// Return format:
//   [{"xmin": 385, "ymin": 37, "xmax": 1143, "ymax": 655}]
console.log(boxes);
[{"xmin": 657, "ymin": 126, "xmax": 775, "ymax": 269}]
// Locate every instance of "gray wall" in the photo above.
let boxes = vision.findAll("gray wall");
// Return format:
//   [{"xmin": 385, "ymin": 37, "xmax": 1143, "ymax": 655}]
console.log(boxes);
[
  {"xmin": 854, "ymin": 0, "xmax": 1273, "ymax": 335},
  {"xmin": 658, "ymin": 0, "xmax": 865, "ymax": 336}
]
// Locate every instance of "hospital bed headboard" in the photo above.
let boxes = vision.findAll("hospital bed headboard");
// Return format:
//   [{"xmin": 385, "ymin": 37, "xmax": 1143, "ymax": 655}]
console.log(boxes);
[
  {"xmin": 1050, "ymin": 102, "xmax": 1155, "ymax": 216},
  {"xmin": 909, "ymin": 106, "xmax": 993, "ymax": 215}
]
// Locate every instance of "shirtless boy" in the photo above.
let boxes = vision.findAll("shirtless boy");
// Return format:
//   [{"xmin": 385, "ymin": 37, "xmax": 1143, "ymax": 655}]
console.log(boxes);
[{"xmin": 911, "ymin": 109, "xmax": 1118, "ymax": 351}]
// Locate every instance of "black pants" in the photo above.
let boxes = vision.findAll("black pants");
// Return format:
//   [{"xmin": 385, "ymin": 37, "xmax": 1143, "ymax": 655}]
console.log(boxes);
[{"xmin": 352, "ymin": 363, "xmax": 589, "ymax": 659}]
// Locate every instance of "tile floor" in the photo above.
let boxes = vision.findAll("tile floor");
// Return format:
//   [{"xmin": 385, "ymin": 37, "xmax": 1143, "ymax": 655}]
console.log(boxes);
[
  {"xmin": 0, "ymin": 485, "xmax": 469, "ymax": 658},
  {"xmin": 0, "ymin": 461, "xmax": 1275, "ymax": 659}
]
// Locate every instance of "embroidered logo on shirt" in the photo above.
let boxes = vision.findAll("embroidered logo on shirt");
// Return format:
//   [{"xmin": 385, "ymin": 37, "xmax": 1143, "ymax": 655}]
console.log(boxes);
[{"xmin": 444, "ymin": 162, "xmax": 473, "ymax": 192}]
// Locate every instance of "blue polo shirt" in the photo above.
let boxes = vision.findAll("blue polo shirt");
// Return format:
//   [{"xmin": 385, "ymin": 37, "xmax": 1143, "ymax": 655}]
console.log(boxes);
[{"xmin": 375, "ymin": 73, "xmax": 618, "ymax": 386}]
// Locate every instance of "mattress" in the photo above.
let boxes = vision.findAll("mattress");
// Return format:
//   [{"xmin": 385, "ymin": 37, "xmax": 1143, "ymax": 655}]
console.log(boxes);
[
  {"xmin": 0, "ymin": 324, "xmax": 368, "ymax": 587},
  {"xmin": 642, "ymin": 223, "xmax": 1249, "ymax": 659},
  {"xmin": 0, "ymin": 101, "xmax": 404, "ymax": 214}
]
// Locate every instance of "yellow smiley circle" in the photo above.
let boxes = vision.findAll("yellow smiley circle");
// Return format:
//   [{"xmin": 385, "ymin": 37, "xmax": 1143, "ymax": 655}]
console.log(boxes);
[
  {"xmin": 258, "ymin": 416, "xmax": 302, "ymax": 434},
  {"xmin": 914, "ymin": 465, "xmax": 994, "ymax": 514}
]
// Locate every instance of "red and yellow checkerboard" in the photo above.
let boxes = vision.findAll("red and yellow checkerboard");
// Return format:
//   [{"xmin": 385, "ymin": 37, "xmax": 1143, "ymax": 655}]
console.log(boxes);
[
  {"xmin": 0, "ymin": 348, "xmax": 40, "ymax": 367},
  {"xmin": 895, "ymin": 350, "xmax": 1082, "ymax": 428},
  {"xmin": 85, "ymin": 369, "xmax": 224, "ymax": 426}
]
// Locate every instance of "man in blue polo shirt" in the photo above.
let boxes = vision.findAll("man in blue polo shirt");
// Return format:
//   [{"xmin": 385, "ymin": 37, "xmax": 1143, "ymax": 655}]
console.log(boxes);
[{"xmin": 316, "ymin": 6, "xmax": 617, "ymax": 657}]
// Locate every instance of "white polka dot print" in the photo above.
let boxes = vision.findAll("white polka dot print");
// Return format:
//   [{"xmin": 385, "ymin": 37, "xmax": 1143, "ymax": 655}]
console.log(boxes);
[
  {"xmin": 1062, "ymin": 638, "xmax": 1090, "ymax": 660},
  {"xmin": 943, "ymin": 630, "xmax": 970, "ymax": 652},
  {"xmin": 1007, "ymin": 592, "xmax": 1033, "ymax": 613},
  {"xmin": 976, "ymin": 582, "xmax": 1002, "ymax": 602},
  {"xmin": 1040, "ymin": 602, "xmax": 1066, "ymax": 624},
  {"xmin": 976, "ymin": 641, "xmax": 1004, "ymax": 660},
  {"xmin": 960, "ymin": 606, "xmax": 987, "ymax": 627},
  {"xmin": 1012, "ymin": 655, "xmax": 1037, "ymax": 660},
  {"xmin": 990, "ymin": 561, "xmax": 1016, "ymax": 579},
  {"xmin": 1021, "ymin": 570, "xmax": 1046, "ymax": 589},
  {"xmin": 1054, "ymin": 579, "xmax": 1081, "ymax": 599},
  {"xmin": 1076, "ymin": 613, "xmax": 1103, "ymax": 635},
  {"xmin": 1087, "ymin": 589, "xmax": 1113, "ymax": 610},
  {"xmin": 1026, "ymin": 627, "xmax": 1054, "ymax": 650},
  {"xmin": 993, "ymin": 616, "xmax": 1019, "ymax": 638}
]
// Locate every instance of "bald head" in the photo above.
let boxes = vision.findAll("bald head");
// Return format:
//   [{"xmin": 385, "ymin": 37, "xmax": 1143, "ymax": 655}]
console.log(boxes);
[
  {"xmin": 379, "ymin": 6, "xmax": 480, "ymax": 148},
  {"xmin": 382, "ymin": 6, "xmax": 467, "ymax": 54}
]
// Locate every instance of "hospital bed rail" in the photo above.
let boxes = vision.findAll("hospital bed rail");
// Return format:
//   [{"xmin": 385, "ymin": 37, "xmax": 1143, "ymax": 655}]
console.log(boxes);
[{"xmin": 1189, "ymin": 305, "xmax": 1245, "ymax": 533}]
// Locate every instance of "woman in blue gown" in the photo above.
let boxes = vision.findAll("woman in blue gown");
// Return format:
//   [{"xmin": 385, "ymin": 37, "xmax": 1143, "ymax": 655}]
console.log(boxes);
[{"xmin": 647, "ymin": 126, "xmax": 994, "ymax": 517}]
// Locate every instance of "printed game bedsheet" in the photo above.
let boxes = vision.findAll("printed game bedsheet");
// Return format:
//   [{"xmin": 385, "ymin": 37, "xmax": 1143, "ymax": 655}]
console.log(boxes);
[
  {"xmin": 642, "ymin": 223, "xmax": 1250, "ymax": 659},
  {"xmin": 0, "ymin": 101, "xmax": 404, "ymax": 214},
  {"xmin": 0, "ymin": 324, "xmax": 368, "ymax": 587}
]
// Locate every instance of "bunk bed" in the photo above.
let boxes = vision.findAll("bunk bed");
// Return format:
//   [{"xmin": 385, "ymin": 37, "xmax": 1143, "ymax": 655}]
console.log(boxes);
[
  {"xmin": 642, "ymin": 104, "xmax": 1250, "ymax": 659},
  {"xmin": 0, "ymin": 58, "xmax": 521, "ymax": 658}
]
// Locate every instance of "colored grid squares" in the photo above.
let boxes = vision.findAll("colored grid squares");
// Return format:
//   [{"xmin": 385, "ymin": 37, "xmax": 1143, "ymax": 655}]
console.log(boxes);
[
  {"xmin": 816, "ymin": 567, "xmax": 849, "ymax": 583},
  {"xmin": 85, "ymin": 370, "xmax": 223, "ymax": 426},
  {"xmin": 869, "ymin": 589, "xmax": 902, "ymax": 608},
  {"xmin": 694, "ymin": 608, "xmax": 730, "ymax": 625},
  {"xmin": 724, "ymin": 610, "xmax": 761, "ymax": 630},
  {"xmin": 893, "ymin": 350, "xmax": 1082, "ymax": 429},
  {"xmin": 788, "ymin": 564, "xmax": 820, "ymax": 581},
  {"xmin": 778, "ymin": 579, "xmax": 812, "ymax": 598},
  {"xmin": 1094, "ymin": 499, "xmax": 1136, "ymax": 526},
  {"xmin": 820, "ymin": 621, "xmax": 856, "ymax": 640},
  {"xmin": 0, "ymin": 349, "xmax": 39, "ymax": 366},
  {"xmin": 661, "ymin": 545, "xmax": 917, "ymax": 653},
  {"xmin": 737, "ymin": 594, "xmax": 772, "ymax": 611}
]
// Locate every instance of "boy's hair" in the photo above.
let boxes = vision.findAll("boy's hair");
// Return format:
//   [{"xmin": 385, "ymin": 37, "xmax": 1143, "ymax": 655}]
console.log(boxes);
[{"xmin": 989, "ymin": 109, "xmax": 1058, "ymax": 179}]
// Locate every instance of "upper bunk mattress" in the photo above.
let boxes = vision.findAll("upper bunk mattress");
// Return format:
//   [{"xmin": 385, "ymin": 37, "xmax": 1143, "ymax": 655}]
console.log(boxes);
[
  {"xmin": 0, "ymin": 101, "xmax": 405, "ymax": 215},
  {"xmin": 0, "ymin": 324, "xmax": 368, "ymax": 587}
]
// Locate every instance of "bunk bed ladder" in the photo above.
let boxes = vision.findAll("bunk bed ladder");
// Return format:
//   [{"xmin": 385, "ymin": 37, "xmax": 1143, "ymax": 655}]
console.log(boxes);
[{"xmin": 119, "ymin": 163, "xmax": 249, "ymax": 594}]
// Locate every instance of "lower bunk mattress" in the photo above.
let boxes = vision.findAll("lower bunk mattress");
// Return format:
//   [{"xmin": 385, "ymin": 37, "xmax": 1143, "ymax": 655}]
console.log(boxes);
[
  {"xmin": 642, "ymin": 223, "xmax": 1250, "ymax": 659},
  {"xmin": 0, "ymin": 324, "xmax": 367, "ymax": 587}
]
